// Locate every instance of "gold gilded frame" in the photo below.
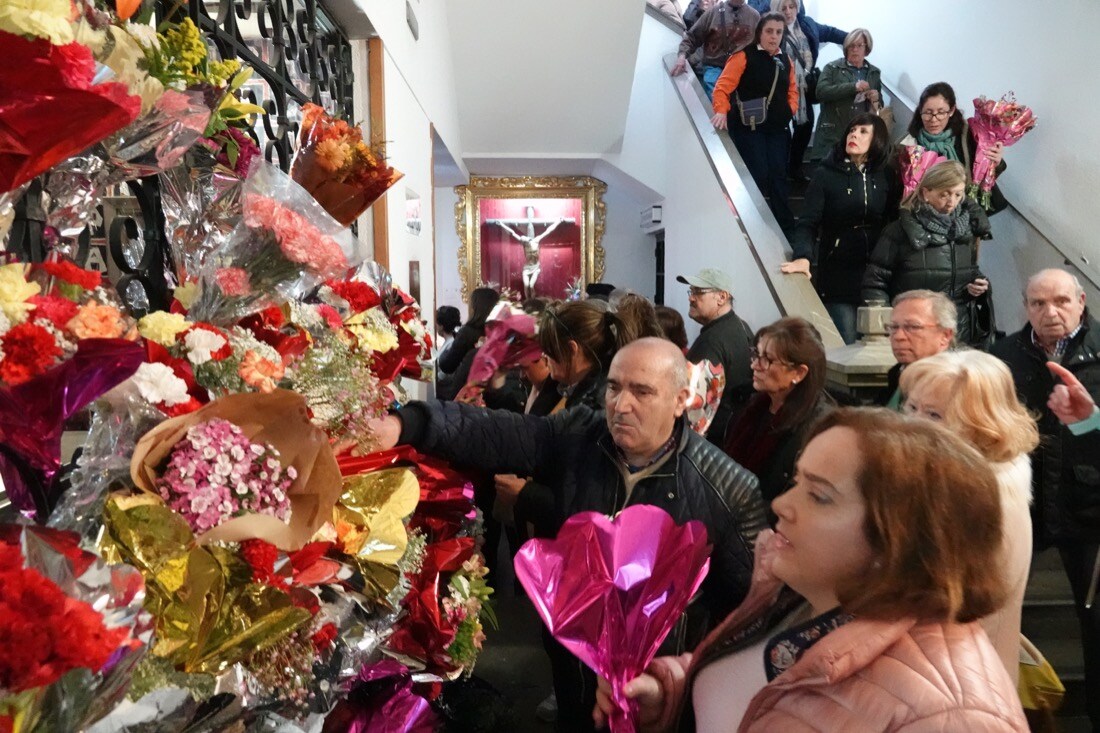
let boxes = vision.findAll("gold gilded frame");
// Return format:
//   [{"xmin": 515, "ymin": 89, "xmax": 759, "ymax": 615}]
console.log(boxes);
[{"xmin": 455, "ymin": 175, "xmax": 607, "ymax": 302}]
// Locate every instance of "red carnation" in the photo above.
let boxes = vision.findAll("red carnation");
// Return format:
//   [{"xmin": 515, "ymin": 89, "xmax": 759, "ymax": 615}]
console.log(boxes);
[
  {"xmin": 327, "ymin": 280, "xmax": 380, "ymax": 313},
  {"xmin": 311, "ymin": 622, "xmax": 337, "ymax": 654},
  {"xmin": 38, "ymin": 260, "xmax": 102, "ymax": 290},
  {"xmin": 315, "ymin": 304, "xmax": 343, "ymax": 330},
  {"xmin": 28, "ymin": 294, "xmax": 79, "ymax": 330},
  {"xmin": 0, "ymin": 322, "xmax": 62, "ymax": 385}
]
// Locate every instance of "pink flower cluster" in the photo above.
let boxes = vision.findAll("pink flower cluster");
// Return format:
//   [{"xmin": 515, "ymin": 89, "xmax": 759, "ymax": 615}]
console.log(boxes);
[
  {"xmin": 243, "ymin": 194, "xmax": 348, "ymax": 278},
  {"xmin": 156, "ymin": 417, "xmax": 295, "ymax": 533}
]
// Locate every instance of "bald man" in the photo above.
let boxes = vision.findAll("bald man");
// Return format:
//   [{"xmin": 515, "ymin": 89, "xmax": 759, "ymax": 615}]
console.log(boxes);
[
  {"xmin": 370, "ymin": 337, "xmax": 765, "ymax": 634},
  {"xmin": 991, "ymin": 268, "xmax": 1100, "ymax": 730}
]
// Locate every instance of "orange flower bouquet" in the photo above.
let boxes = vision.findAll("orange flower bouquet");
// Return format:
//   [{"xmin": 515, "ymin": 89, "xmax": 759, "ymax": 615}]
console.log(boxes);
[{"xmin": 290, "ymin": 104, "xmax": 404, "ymax": 226}]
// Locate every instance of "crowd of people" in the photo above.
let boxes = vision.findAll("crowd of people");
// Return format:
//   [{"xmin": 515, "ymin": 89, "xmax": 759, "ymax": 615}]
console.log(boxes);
[
  {"xmin": 661, "ymin": 0, "xmax": 1012, "ymax": 348},
  {"xmin": 395, "ymin": 254, "xmax": 1100, "ymax": 731},
  {"xmin": 401, "ymin": 4, "xmax": 1094, "ymax": 730}
]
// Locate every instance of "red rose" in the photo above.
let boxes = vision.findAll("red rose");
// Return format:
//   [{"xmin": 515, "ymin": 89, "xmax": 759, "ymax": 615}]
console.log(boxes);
[{"xmin": 0, "ymin": 322, "xmax": 62, "ymax": 385}]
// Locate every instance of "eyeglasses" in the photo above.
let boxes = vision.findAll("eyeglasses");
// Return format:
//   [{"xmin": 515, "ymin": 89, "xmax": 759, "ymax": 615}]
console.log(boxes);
[
  {"xmin": 749, "ymin": 348, "xmax": 793, "ymax": 369},
  {"xmin": 687, "ymin": 287, "xmax": 717, "ymax": 298},
  {"xmin": 884, "ymin": 322, "xmax": 937, "ymax": 335},
  {"xmin": 920, "ymin": 109, "xmax": 952, "ymax": 121}
]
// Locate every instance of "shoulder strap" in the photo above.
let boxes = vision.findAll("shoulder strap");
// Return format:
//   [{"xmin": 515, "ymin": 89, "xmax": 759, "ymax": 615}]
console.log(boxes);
[{"xmin": 765, "ymin": 60, "xmax": 781, "ymax": 105}]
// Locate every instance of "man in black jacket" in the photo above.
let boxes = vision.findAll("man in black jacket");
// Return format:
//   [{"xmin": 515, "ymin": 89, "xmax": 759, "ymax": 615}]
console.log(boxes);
[
  {"xmin": 677, "ymin": 268, "xmax": 754, "ymax": 444},
  {"xmin": 369, "ymin": 338, "xmax": 766, "ymax": 730},
  {"xmin": 991, "ymin": 268, "xmax": 1100, "ymax": 730}
]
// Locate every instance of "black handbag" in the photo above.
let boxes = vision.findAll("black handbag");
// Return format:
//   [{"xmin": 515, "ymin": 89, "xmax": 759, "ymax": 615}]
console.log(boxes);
[
  {"xmin": 804, "ymin": 66, "xmax": 821, "ymax": 105},
  {"xmin": 966, "ymin": 287, "xmax": 997, "ymax": 350}
]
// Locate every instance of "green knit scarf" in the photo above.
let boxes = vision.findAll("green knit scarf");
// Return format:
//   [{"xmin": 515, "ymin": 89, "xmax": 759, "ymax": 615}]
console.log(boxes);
[{"xmin": 915, "ymin": 128, "xmax": 959, "ymax": 162}]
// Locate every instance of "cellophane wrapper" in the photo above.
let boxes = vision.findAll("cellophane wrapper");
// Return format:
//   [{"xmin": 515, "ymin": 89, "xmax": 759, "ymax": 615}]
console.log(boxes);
[
  {"xmin": 968, "ymin": 94, "xmax": 1037, "ymax": 206},
  {"xmin": 289, "ymin": 105, "xmax": 403, "ymax": 227},
  {"xmin": 455, "ymin": 304, "xmax": 541, "ymax": 406},
  {"xmin": 158, "ymin": 143, "xmax": 249, "ymax": 282},
  {"xmin": 685, "ymin": 359, "xmax": 725, "ymax": 436},
  {"xmin": 189, "ymin": 162, "xmax": 369, "ymax": 326},
  {"xmin": 515, "ymin": 505, "xmax": 711, "ymax": 733},
  {"xmin": 0, "ymin": 523, "xmax": 153, "ymax": 733},
  {"xmin": 900, "ymin": 144, "xmax": 947, "ymax": 198},
  {"xmin": 22, "ymin": 88, "xmax": 212, "ymax": 253}
]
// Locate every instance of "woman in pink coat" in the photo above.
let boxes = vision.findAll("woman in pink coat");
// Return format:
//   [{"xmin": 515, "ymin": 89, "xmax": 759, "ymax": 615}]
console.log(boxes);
[{"xmin": 594, "ymin": 408, "xmax": 1027, "ymax": 732}]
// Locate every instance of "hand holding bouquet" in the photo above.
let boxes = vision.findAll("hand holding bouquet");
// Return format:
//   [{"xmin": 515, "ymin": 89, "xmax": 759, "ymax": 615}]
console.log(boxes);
[
  {"xmin": 291, "ymin": 104, "xmax": 404, "ymax": 226},
  {"xmin": 969, "ymin": 93, "xmax": 1037, "ymax": 208},
  {"xmin": 900, "ymin": 144, "xmax": 947, "ymax": 198}
]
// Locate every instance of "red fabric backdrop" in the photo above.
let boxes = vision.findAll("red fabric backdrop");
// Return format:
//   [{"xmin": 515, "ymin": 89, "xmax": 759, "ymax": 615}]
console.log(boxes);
[{"xmin": 479, "ymin": 197, "xmax": 582, "ymax": 299}]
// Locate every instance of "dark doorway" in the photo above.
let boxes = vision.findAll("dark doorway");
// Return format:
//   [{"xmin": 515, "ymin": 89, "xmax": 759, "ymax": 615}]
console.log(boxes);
[{"xmin": 653, "ymin": 231, "xmax": 666, "ymax": 305}]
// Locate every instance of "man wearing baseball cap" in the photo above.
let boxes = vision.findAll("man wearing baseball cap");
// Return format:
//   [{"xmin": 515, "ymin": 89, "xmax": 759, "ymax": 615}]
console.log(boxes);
[{"xmin": 676, "ymin": 268, "xmax": 755, "ymax": 444}]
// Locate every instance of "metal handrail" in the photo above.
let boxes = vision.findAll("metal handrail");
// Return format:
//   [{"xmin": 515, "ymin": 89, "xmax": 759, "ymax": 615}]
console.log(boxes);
[
  {"xmin": 879, "ymin": 79, "xmax": 1100, "ymax": 293},
  {"xmin": 662, "ymin": 52, "xmax": 845, "ymax": 349}
]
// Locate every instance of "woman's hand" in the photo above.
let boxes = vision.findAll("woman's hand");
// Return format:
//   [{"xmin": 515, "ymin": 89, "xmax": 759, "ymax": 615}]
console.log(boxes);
[
  {"xmin": 984, "ymin": 142, "xmax": 1005, "ymax": 167},
  {"xmin": 593, "ymin": 672, "xmax": 665, "ymax": 730},
  {"xmin": 779, "ymin": 258, "xmax": 811, "ymax": 278},
  {"xmin": 865, "ymin": 89, "xmax": 880, "ymax": 104},
  {"xmin": 710, "ymin": 113, "xmax": 728, "ymax": 130},
  {"xmin": 966, "ymin": 278, "xmax": 990, "ymax": 297},
  {"xmin": 855, "ymin": 80, "xmax": 870, "ymax": 92},
  {"xmin": 670, "ymin": 55, "xmax": 688, "ymax": 77}
]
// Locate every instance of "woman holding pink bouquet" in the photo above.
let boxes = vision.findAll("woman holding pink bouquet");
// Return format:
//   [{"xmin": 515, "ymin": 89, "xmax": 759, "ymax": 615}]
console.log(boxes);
[
  {"xmin": 900, "ymin": 82, "xmax": 1008, "ymax": 214},
  {"xmin": 593, "ymin": 408, "xmax": 1027, "ymax": 732}
]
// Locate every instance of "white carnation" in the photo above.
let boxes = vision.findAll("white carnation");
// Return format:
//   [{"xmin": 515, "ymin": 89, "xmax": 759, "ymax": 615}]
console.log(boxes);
[
  {"xmin": 131, "ymin": 362, "xmax": 190, "ymax": 406},
  {"xmin": 184, "ymin": 328, "xmax": 228, "ymax": 365}
]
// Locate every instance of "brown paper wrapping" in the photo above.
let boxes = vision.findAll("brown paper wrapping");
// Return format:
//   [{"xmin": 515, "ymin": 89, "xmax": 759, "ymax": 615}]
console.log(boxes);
[{"xmin": 130, "ymin": 389, "xmax": 341, "ymax": 551}]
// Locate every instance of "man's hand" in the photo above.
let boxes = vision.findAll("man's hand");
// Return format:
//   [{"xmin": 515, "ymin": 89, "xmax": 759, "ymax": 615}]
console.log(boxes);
[
  {"xmin": 493, "ymin": 474, "xmax": 527, "ymax": 507},
  {"xmin": 855, "ymin": 80, "xmax": 870, "ymax": 92},
  {"xmin": 366, "ymin": 414, "xmax": 402, "ymax": 451},
  {"xmin": 780, "ymin": 258, "xmax": 811, "ymax": 278},
  {"xmin": 670, "ymin": 55, "xmax": 688, "ymax": 76},
  {"xmin": 1048, "ymin": 361, "xmax": 1096, "ymax": 425},
  {"xmin": 710, "ymin": 113, "xmax": 728, "ymax": 130}
]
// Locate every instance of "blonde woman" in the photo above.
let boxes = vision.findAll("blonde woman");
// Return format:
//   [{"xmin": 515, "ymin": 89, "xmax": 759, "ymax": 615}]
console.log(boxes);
[
  {"xmin": 862, "ymin": 160, "xmax": 993, "ymax": 346},
  {"xmin": 900, "ymin": 350, "xmax": 1040, "ymax": 683}
]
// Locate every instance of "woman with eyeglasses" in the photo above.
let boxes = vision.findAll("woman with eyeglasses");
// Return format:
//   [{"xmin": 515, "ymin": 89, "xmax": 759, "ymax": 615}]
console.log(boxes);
[
  {"xmin": 722, "ymin": 317, "xmax": 832, "ymax": 507},
  {"xmin": 809, "ymin": 28, "xmax": 881, "ymax": 161},
  {"xmin": 899, "ymin": 350, "xmax": 1040, "ymax": 684},
  {"xmin": 862, "ymin": 160, "xmax": 993, "ymax": 348},
  {"xmin": 780, "ymin": 113, "xmax": 901, "ymax": 344},
  {"xmin": 594, "ymin": 408, "xmax": 1027, "ymax": 732},
  {"xmin": 901, "ymin": 82, "xmax": 1008, "ymax": 215}
]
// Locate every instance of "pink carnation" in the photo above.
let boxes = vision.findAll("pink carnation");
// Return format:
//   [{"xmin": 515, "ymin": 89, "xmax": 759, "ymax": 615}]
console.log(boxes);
[
  {"xmin": 214, "ymin": 267, "xmax": 251, "ymax": 297},
  {"xmin": 242, "ymin": 194, "xmax": 348, "ymax": 277}
]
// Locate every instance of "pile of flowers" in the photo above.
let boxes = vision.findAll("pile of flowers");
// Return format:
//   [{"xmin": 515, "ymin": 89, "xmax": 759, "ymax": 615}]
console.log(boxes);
[{"xmin": 156, "ymin": 418, "xmax": 295, "ymax": 533}]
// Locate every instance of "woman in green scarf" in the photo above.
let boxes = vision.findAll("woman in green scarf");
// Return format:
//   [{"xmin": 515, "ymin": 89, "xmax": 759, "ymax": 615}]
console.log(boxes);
[{"xmin": 900, "ymin": 82, "xmax": 1008, "ymax": 214}]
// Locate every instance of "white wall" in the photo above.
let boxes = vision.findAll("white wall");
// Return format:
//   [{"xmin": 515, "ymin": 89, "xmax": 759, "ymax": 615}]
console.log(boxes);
[
  {"xmin": 809, "ymin": 0, "xmax": 1100, "ymax": 332},
  {"xmin": 434, "ymin": 186, "xmax": 465, "ymax": 317}
]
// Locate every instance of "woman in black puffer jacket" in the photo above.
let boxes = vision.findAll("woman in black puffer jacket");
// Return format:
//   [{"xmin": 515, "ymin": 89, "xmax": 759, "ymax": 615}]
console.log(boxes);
[
  {"xmin": 862, "ymin": 160, "xmax": 992, "ymax": 346},
  {"xmin": 781, "ymin": 113, "xmax": 900, "ymax": 343}
]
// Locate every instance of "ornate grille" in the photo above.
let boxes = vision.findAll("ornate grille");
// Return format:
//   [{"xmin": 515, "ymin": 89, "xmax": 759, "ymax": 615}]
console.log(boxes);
[{"xmin": 5, "ymin": 0, "xmax": 354, "ymax": 315}]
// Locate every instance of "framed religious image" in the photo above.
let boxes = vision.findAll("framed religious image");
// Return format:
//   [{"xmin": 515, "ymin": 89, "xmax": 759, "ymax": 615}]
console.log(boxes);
[{"xmin": 454, "ymin": 176, "xmax": 606, "ymax": 301}]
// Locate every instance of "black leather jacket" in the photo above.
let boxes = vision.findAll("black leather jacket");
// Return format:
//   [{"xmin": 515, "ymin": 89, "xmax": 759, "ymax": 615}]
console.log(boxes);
[{"xmin": 397, "ymin": 400, "xmax": 767, "ymax": 636}]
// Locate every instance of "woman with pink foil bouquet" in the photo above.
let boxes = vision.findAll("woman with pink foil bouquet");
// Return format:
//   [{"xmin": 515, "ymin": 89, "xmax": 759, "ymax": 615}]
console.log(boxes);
[
  {"xmin": 900, "ymin": 82, "xmax": 1014, "ymax": 215},
  {"xmin": 594, "ymin": 409, "xmax": 1027, "ymax": 732}
]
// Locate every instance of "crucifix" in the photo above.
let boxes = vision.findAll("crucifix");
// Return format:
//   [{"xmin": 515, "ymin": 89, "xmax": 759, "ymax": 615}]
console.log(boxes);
[{"xmin": 486, "ymin": 206, "xmax": 576, "ymax": 297}]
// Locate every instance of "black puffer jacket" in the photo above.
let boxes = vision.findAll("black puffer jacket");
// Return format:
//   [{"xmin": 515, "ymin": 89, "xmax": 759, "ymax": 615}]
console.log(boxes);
[
  {"xmin": 791, "ymin": 155, "xmax": 901, "ymax": 304},
  {"xmin": 991, "ymin": 316, "xmax": 1100, "ymax": 547},
  {"xmin": 397, "ymin": 400, "xmax": 767, "ymax": 632}
]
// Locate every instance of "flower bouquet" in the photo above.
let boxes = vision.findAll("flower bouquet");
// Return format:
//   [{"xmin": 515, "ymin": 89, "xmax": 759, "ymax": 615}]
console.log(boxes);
[
  {"xmin": 129, "ymin": 389, "xmax": 343, "ymax": 550},
  {"xmin": 685, "ymin": 359, "xmax": 725, "ymax": 436},
  {"xmin": 0, "ymin": 28, "xmax": 140, "ymax": 194},
  {"xmin": 455, "ymin": 304, "xmax": 541, "ymax": 407},
  {"xmin": 515, "ymin": 505, "xmax": 712, "ymax": 733},
  {"xmin": 189, "ymin": 161, "xmax": 368, "ymax": 325},
  {"xmin": 969, "ymin": 93, "xmax": 1037, "ymax": 209},
  {"xmin": 290, "ymin": 103, "xmax": 404, "ymax": 226},
  {"xmin": 0, "ymin": 523, "xmax": 151, "ymax": 733},
  {"xmin": 899, "ymin": 144, "xmax": 947, "ymax": 198}
]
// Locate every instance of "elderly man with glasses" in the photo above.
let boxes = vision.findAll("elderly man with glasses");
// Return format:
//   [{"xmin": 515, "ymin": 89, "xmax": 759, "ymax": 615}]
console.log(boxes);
[
  {"xmin": 676, "ymin": 268, "xmax": 755, "ymax": 444},
  {"xmin": 879, "ymin": 289, "xmax": 957, "ymax": 408}
]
